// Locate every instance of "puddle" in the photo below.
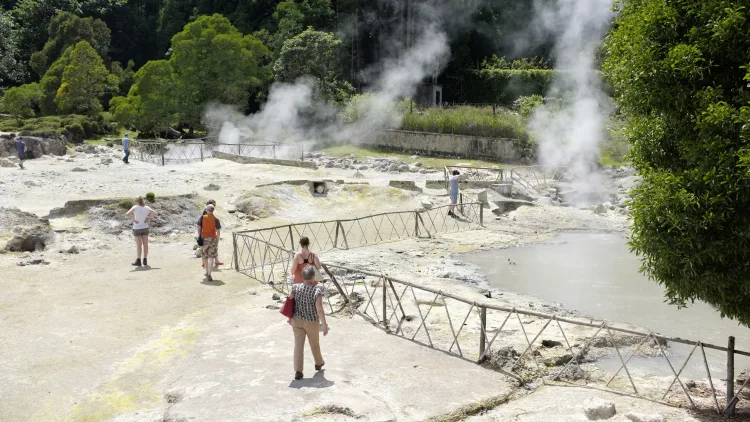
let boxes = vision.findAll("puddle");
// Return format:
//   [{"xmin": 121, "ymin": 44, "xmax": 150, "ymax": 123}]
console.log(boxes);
[{"xmin": 462, "ymin": 232, "xmax": 750, "ymax": 378}]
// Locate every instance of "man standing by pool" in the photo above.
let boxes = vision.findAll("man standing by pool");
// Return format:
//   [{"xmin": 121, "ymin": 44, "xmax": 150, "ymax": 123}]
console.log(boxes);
[
  {"xmin": 122, "ymin": 132, "xmax": 130, "ymax": 164},
  {"xmin": 448, "ymin": 169, "xmax": 460, "ymax": 218},
  {"xmin": 15, "ymin": 137, "xmax": 26, "ymax": 170}
]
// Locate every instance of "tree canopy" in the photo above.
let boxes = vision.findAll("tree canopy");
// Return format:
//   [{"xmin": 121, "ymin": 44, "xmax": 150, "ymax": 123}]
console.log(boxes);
[
  {"xmin": 274, "ymin": 28, "xmax": 352, "ymax": 103},
  {"xmin": 55, "ymin": 40, "xmax": 116, "ymax": 115},
  {"xmin": 0, "ymin": 81, "xmax": 41, "ymax": 123},
  {"xmin": 30, "ymin": 11, "xmax": 110, "ymax": 76},
  {"xmin": 604, "ymin": 0, "xmax": 750, "ymax": 325}
]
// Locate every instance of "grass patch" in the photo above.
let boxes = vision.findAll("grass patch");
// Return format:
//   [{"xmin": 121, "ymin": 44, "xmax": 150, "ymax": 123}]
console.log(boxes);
[
  {"xmin": 319, "ymin": 145, "xmax": 508, "ymax": 169},
  {"xmin": 118, "ymin": 199, "xmax": 134, "ymax": 210},
  {"xmin": 401, "ymin": 105, "xmax": 529, "ymax": 140},
  {"xmin": 424, "ymin": 394, "xmax": 514, "ymax": 422}
]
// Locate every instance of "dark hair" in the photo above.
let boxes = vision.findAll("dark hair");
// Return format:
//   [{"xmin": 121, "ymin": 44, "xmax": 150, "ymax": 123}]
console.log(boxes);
[
  {"xmin": 452, "ymin": 170, "xmax": 460, "ymax": 176},
  {"xmin": 299, "ymin": 237, "xmax": 310, "ymax": 248},
  {"xmin": 207, "ymin": 199, "xmax": 216, "ymax": 206}
]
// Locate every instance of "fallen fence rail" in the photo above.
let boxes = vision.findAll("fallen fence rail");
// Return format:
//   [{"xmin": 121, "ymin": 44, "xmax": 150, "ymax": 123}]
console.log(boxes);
[{"xmin": 131, "ymin": 140, "xmax": 301, "ymax": 165}]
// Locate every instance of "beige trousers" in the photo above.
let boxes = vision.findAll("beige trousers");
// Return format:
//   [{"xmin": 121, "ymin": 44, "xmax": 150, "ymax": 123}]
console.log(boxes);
[{"xmin": 292, "ymin": 317, "xmax": 324, "ymax": 372}]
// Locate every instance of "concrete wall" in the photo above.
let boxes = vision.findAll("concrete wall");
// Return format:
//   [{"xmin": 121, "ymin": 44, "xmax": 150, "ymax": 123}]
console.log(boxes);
[
  {"xmin": 367, "ymin": 130, "xmax": 523, "ymax": 162},
  {"xmin": 213, "ymin": 151, "xmax": 317, "ymax": 169}
]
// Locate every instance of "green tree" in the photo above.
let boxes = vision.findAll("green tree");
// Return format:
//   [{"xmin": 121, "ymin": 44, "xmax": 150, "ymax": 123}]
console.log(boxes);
[
  {"xmin": 110, "ymin": 59, "xmax": 177, "ymax": 134},
  {"xmin": 274, "ymin": 28, "xmax": 353, "ymax": 103},
  {"xmin": 169, "ymin": 13, "xmax": 270, "ymax": 131},
  {"xmin": 55, "ymin": 40, "xmax": 116, "ymax": 115},
  {"xmin": 30, "ymin": 11, "xmax": 111, "ymax": 76},
  {"xmin": 0, "ymin": 10, "xmax": 25, "ymax": 88},
  {"xmin": 604, "ymin": 0, "xmax": 750, "ymax": 325},
  {"xmin": 0, "ymin": 82, "xmax": 42, "ymax": 123},
  {"xmin": 39, "ymin": 45, "xmax": 73, "ymax": 115}
]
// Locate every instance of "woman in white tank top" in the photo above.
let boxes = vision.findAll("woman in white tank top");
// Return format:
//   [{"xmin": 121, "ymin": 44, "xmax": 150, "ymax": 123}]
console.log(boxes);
[{"xmin": 125, "ymin": 196, "xmax": 157, "ymax": 267}]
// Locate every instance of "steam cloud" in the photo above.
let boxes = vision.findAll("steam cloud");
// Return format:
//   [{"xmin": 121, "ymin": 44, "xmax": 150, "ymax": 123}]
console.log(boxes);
[
  {"xmin": 204, "ymin": 1, "xmax": 474, "ymax": 157},
  {"xmin": 526, "ymin": 0, "xmax": 615, "ymax": 202}
]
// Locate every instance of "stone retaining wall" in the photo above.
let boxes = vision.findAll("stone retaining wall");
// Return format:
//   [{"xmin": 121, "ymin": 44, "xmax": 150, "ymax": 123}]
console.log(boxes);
[
  {"xmin": 366, "ymin": 130, "xmax": 524, "ymax": 162},
  {"xmin": 213, "ymin": 151, "xmax": 317, "ymax": 169}
]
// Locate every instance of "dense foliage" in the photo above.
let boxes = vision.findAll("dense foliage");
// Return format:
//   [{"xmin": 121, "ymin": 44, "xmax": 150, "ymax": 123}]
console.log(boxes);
[{"xmin": 604, "ymin": 0, "xmax": 750, "ymax": 325}]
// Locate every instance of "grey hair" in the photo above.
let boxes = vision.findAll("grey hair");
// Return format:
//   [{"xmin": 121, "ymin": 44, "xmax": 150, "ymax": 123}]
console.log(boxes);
[{"xmin": 302, "ymin": 265, "xmax": 316, "ymax": 281}]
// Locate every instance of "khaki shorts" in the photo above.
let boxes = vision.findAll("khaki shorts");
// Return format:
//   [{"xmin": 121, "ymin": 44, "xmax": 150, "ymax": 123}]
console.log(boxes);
[
  {"xmin": 133, "ymin": 228, "xmax": 149, "ymax": 236},
  {"xmin": 202, "ymin": 237, "xmax": 218, "ymax": 258}
]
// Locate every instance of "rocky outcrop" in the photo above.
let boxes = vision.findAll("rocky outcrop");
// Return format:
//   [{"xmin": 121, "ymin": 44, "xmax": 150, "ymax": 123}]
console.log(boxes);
[
  {"xmin": 0, "ymin": 135, "xmax": 66, "ymax": 158},
  {"xmin": 583, "ymin": 397, "xmax": 616, "ymax": 420},
  {"xmin": 0, "ymin": 207, "xmax": 54, "ymax": 252}
]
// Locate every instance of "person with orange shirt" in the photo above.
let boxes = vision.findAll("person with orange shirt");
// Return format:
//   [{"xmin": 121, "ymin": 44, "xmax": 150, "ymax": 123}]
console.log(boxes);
[{"xmin": 197, "ymin": 204, "xmax": 221, "ymax": 281}]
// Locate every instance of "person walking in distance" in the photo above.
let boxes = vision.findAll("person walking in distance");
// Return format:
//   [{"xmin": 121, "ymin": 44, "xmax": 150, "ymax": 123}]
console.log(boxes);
[
  {"xmin": 15, "ymin": 137, "xmax": 26, "ymax": 170},
  {"xmin": 290, "ymin": 266, "xmax": 328, "ymax": 380},
  {"xmin": 125, "ymin": 196, "xmax": 157, "ymax": 267},
  {"xmin": 198, "ymin": 204, "xmax": 221, "ymax": 281},
  {"xmin": 201, "ymin": 200, "xmax": 224, "ymax": 267},
  {"xmin": 448, "ymin": 169, "xmax": 460, "ymax": 218},
  {"xmin": 122, "ymin": 132, "xmax": 130, "ymax": 164}
]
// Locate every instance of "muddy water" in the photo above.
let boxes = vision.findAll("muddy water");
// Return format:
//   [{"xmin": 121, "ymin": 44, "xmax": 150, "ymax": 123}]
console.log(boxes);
[{"xmin": 463, "ymin": 232, "xmax": 750, "ymax": 378}]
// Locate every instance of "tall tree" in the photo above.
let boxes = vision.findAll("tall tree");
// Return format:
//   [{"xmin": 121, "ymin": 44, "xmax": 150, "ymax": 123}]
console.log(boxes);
[
  {"xmin": 0, "ymin": 9, "xmax": 25, "ymax": 88},
  {"xmin": 169, "ymin": 13, "xmax": 270, "ymax": 130},
  {"xmin": 55, "ymin": 40, "xmax": 115, "ymax": 114},
  {"xmin": 604, "ymin": 0, "xmax": 750, "ymax": 326},
  {"xmin": 110, "ymin": 59, "xmax": 177, "ymax": 134},
  {"xmin": 30, "ymin": 11, "xmax": 111, "ymax": 76},
  {"xmin": 274, "ymin": 27, "xmax": 353, "ymax": 103}
]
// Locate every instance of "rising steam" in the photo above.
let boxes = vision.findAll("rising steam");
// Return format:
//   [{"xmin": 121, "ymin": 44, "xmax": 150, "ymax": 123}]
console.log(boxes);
[{"xmin": 526, "ymin": 0, "xmax": 615, "ymax": 202}]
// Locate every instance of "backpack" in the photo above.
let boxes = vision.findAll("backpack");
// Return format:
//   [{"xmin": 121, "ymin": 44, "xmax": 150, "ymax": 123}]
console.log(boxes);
[{"xmin": 300, "ymin": 252, "xmax": 323, "ymax": 282}]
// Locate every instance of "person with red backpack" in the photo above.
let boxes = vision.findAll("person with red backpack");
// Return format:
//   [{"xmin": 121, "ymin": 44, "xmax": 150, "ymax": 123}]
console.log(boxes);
[{"xmin": 289, "ymin": 237, "xmax": 322, "ymax": 285}]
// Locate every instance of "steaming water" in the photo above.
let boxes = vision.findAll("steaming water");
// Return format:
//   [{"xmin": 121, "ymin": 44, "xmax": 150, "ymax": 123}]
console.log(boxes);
[{"xmin": 462, "ymin": 232, "xmax": 750, "ymax": 378}]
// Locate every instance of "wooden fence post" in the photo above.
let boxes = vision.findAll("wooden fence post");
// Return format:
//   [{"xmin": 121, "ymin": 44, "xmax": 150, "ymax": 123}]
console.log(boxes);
[
  {"xmin": 337, "ymin": 221, "xmax": 349, "ymax": 249},
  {"xmin": 480, "ymin": 306, "xmax": 487, "ymax": 356},
  {"xmin": 200, "ymin": 144, "xmax": 203, "ymax": 162},
  {"xmin": 382, "ymin": 275, "xmax": 388, "ymax": 330},
  {"xmin": 232, "ymin": 233, "xmax": 239, "ymax": 271},
  {"xmin": 414, "ymin": 211, "xmax": 420, "ymax": 237},
  {"xmin": 727, "ymin": 336, "xmax": 736, "ymax": 414},
  {"xmin": 161, "ymin": 151, "xmax": 165, "ymax": 166},
  {"xmin": 288, "ymin": 225, "xmax": 294, "ymax": 251},
  {"xmin": 480, "ymin": 204, "xmax": 484, "ymax": 226}
]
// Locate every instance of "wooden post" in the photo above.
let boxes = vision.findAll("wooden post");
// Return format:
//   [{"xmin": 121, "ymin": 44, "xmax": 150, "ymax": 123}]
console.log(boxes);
[
  {"xmin": 232, "ymin": 233, "xmax": 239, "ymax": 271},
  {"xmin": 334, "ymin": 221, "xmax": 340, "ymax": 249},
  {"xmin": 337, "ymin": 221, "xmax": 349, "ymax": 249},
  {"xmin": 161, "ymin": 151, "xmax": 165, "ymax": 166},
  {"xmin": 727, "ymin": 336, "xmax": 736, "ymax": 414},
  {"xmin": 414, "ymin": 211, "xmax": 420, "ymax": 237},
  {"xmin": 200, "ymin": 144, "xmax": 203, "ymax": 162},
  {"xmin": 480, "ymin": 306, "xmax": 487, "ymax": 356},
  {"xmin": 382, "ymin": 276, "xmax": 388, "ymax": 330},
  {"xmin": 288, "ymin": 225, "xmax": 294, "ymax": 251},
  {"xmin": 388, "ymin": 279, "xmax": 406, "ymax": 322},
  {"xmin": 480, "ymin": 204, "xmax": 484, "ymax": 226}
]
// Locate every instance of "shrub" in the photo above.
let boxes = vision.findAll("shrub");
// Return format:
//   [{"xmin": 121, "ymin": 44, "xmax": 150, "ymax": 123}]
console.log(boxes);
[
  {"xmin": 106, "ymin": 141, "xmax": 114, "ymax": 147},
  {"xmin": 466, "ymin": 69, "xmax": 558, "ymax": 106},
  {"xmin": 145, "ymin": 192, "xmax": 156, "ymax": 203},
  {"xmin": 64, "ymin": 122, "xmax": 85, "ymax": 143},
  {"xmin": 514, "ymin": 95, "xmax": 544, "ymax": 118},
  {"xmin": 118, "ymin": 199, "xmax": 134, "ymax": 210}
]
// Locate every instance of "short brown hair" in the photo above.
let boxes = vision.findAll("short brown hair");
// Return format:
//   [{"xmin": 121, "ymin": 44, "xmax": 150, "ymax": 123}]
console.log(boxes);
[
  {"xmin": 299, "ymin": 237, "xmax": 310, "ymax": 248},
  {"xmin": 135, "ymin": 196, "xmax": 145, "ymax": 206},
  {"xmin": 207, "ymin": 199, "xmax": 216, "ymax": 206}
]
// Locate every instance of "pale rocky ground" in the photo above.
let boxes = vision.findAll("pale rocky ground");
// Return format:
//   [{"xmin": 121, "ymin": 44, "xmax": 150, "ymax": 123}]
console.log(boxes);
[{"xmin": 0, "ymin": 146, "xmax": 739, "ymax": 421}]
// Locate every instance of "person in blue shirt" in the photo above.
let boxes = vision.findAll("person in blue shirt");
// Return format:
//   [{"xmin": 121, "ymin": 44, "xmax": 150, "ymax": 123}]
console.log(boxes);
[
  {"xmin": 15, "ymin": 137, "xmax": 26, "ymax": 170},
  {"xmin": 122, "ymin": 133, "xmax": 130, "ymax": 164}
]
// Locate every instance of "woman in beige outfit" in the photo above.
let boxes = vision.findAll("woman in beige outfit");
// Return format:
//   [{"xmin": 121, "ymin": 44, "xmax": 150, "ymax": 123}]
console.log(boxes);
[{"xmin": 290, "ymin": 265, "xmax": 328, "ymax": 380}]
